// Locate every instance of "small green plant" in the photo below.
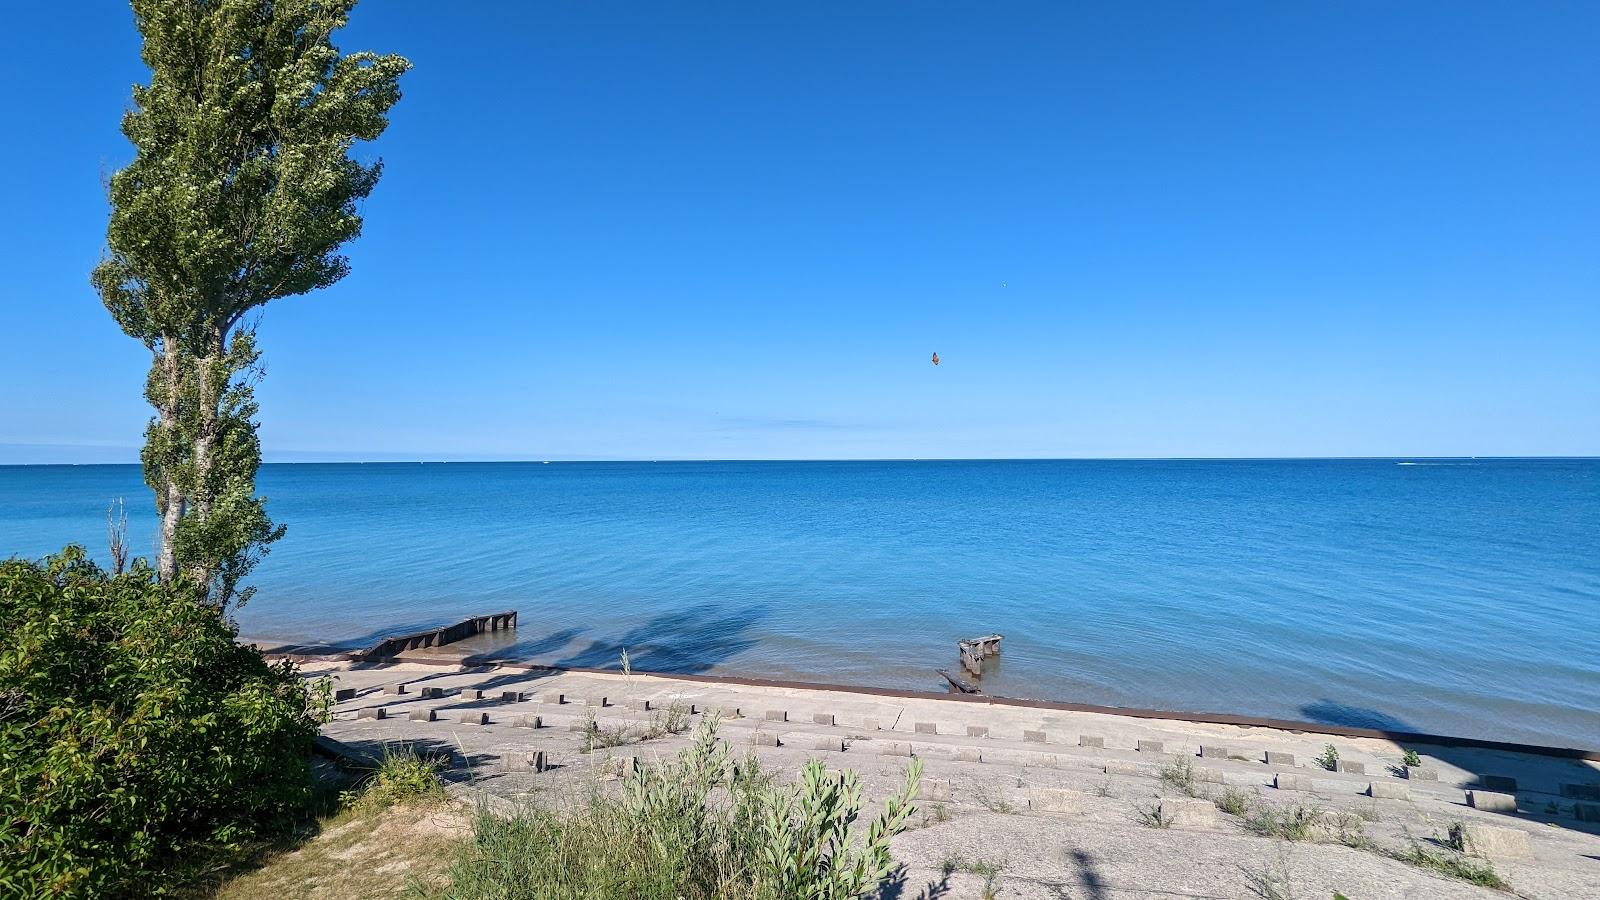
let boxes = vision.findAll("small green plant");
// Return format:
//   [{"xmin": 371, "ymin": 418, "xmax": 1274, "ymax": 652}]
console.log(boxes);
[
  {"xmin": 1159, "ymin": 756, "xmax": 1200, "ymax": 797},
  {"xmin": 941, "ymin": 854, "xmax": 1005, "ymax": 898},
  {"xmin": 1315, "ymin": 744, "xmax": 1340, "ymax": 771},
  {"xmin": 916, "ymin": 803, "xmax": 952, "ymax": 828},
  {"xmin": 1215, "ymin": 787, "xmax": 1256, "ymax": 816},
  {"xmin": 1135, "ymin": 802, "xmax": 1174, "ymax": 829},
  {"xmin": 1243, "ymin": 845, "xmax": 1296, "ymax": 899},
  {"xmin": 1401, "ymin": 748, "xmax": 1422, "ymax": 767},
  {"xmin": 340, "ymin": 747, "xmax": 445, "ymax": 811},
  {"xmin": 1245, "ymin": 802, "xmax": 1322, "ymax": 842},
  {"xmin": 1398, "ymin": 839, "xmax": 1507, "ymax": 889},
  {"xmin": 1094, "ymin": 778, "xmax": 1115, "ymax": 798}
]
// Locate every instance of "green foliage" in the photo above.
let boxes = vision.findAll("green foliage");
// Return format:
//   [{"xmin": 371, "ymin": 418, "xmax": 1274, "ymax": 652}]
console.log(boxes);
[
  {"xmin": 340, "ymin": 747, "xmax": 446, "ymax": 812},
  {"xmin": 92, "ymin": 0, "xmax": 408, "ymax": 606},
  {"xmin": 1215, "ymin": 786, "xmax": 1257, "ymax": 816},
  {"xmin": 1401, "ymin": 748, "xmax": 1422, "ymax": 767},
  {"xmin": 422, "ymin": 719, "xmax": 922, "ymax": 900},
  {"xmin": 1315, "ymin": 744, "xmax": 1340, "ymax": 771},
  {"xmin": 1400, "ymin": 840, "xmax": 1507, "ymax": 889},
  {"xmin": 1158, "ymin": 755, "xmax": 1199, "ymax": 797},
  {"xmin": 0, "ymin": 549, "xmax": 325, "ymax": 897}
]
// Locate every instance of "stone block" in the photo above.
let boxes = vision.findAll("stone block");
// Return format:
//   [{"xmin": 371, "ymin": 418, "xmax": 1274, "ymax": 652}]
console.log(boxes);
[
  {"xmin": 1027, "ymin": 788, "xmax": 1083, "ymax": 814},
  {"xmin": 1337, "ymin": 761, "xmax": 1365, "ymax": 775},
  {"xmin": 764, "ymin": 710, "xmax": 788, "ymax": 722},
  {"xmin": 1160, "ymin": 797, "xmax": 1217, "ymax": 828},
  {"xmin": 916, "ymin": 778, "xmax": 951, "ymax": 801},
  {"xmin": 914, "ymin": 722, "xmax": 938, "ymax": 735},
  {"xmin": 815, "ymin": 737, "xmax": 846, "ymax": 752},
  {"xmin": 628, "ymin": 698, "xmax": 652, "ymax": 711},
  {"xmin": 880, "ymin": 742, "xmax": 913, "ymax": 757},
  {"xmin": 717, "ymin": 707, "xmax": 741, "ymax": 719},
  {"xmin": 510, "ymin": 715, "xmax": 542, "ymax": 728},
  {"xmin": 1450, "ymin": 822, "xmax": 1532, "ymax": 861},
  {"xmin": 356, "ymin": 707, "xmax": 386, "ymax": 720},
  {"xmin": 500, "ymin": 691, "xmax": 524, "ymax": 703},
  {"xmin": 1467, "ymin": 790, "xmax": 1518, "ymax": 814},
  {"xmin": 1274, "ymin": 773, "xmax": 1313, "ymax": 791},
  {"xmin": 500, "ymin": 751, "xmax": 547, "ymax": 773},
  {"xmin": 419, "ymin": 687, "xmax": 446, "ymax": 700},
  {"xmin": 1403, "ymin": 766, "xmax": 1438, "ymax": 781},
  {"xmin": 459, "ymin": 712, "xmax": 489, "ymax": 725},
  {"xmin": 1137, "ymin": 740, "xmax": 1165, "ymax": 753},
  {"xmin": 1265, "ymin": 751, "xmax": 1295, "ymax": 766},
  {"xmin": 465, "ymin": 690, "xmax": 485, "ymax": 700},
  {"xmin": 383, "ymin": 684, "xmax": 407, "ymax": 695},
  {"xmin": 1028, "ymin": 753, "xmax": 1059, "ymax": 768},
  {"xmin": 1105, "ymin": 760, "xmax": 1137, "ymax": 776},
  {"xmin": 1574, "ymin": 803, "xmax": 1600, "ymax": 822},
  {"xmin": 1023, "ymin": 730, "xmax": 1047, "ymax": 743},
  {"xmin": 408, "ymin": 709, "xmax": 437, "ymax": 722},
  {"xmin": 1368, "ymin": 782, "xmax": 1408, "ymax": 800},
  {"xmin": 608, "ymin": 755, "xmax": 640, "ymax": 778},
  {"xmin": 751, "ymin": 731, "xmax": 779, "ymax": 747},
  {"xmin": 860, "ymin": 718, "xmax": 881, "ymax": 731},
  {"xmin": 1079, "ymin": 735, "xmax": 1105, "ymax": 748},
  {"xmin": 812, "ymin": 712, "xmax": 837, "ymax": 726},
  {"xmin": 584, "ymin": 696, "xmax": 607, "ymax": 708},
  {"xmin": 334, "ymin": 688, "xmax": 357, "ymax": 702},
  {"xmin": 1561, "ymin": 783, "xmax": 1600, "ymax": 802},
  {"xmin": 1199, "ymin": 745, "xmax": 1229, "ymax": 759},
  {"xmin": 1479, "ymin": 775, "xmax": 1517, "ymax": 793},
  {"xmin": 542, "ymin": 692, "xmax": 564, "ymax": 704},
  {"xmin": 1195, "ymin": 766, "xmax": 1225, "ymax": 784},
  {"xmin": 953, "ymin": 748, "xmax": 982, "ymax": 763},
  {"xmin": 966, "ymin": 725, "xmax": 989, "ymax": 738}
]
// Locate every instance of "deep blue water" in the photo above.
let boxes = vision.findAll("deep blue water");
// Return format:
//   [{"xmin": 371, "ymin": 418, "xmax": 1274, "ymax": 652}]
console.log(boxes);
[{"xmin": 2, "ymin": 459, "xmax": 1596, "ymax": 748}]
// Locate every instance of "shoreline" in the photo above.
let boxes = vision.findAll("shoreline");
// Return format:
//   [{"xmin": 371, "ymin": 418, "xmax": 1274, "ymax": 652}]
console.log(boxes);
[{"xmin": 255, "ymin": 640, "xmax": 1600, "ymax": 761}]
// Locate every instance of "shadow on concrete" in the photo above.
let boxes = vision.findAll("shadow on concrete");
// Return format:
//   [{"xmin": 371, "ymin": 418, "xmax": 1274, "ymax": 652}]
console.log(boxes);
[
  {"xmin": 874, "ymin": 865, "xmax": 949, "ymax": 900},
  {"xmin": 1069, "ymin": 849, "xmax": 1110, "ymax": 900},
  {"xmin": 1299, "ymin": 698, "xmax": 1600, "ymax": 836}
]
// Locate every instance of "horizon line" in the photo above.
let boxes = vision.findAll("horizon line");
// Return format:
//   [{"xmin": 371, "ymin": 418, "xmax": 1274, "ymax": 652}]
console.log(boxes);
[{"xmin": 4, "ymin": 454, "xmax": 1599, "ymax": 468}]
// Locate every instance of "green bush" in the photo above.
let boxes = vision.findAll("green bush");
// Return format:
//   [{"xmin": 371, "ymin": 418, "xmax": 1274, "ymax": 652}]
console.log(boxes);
[
  {"xmin": 424, "ymin": 718, "xmax": 922, "ymax": 899},
  {"xmin": 0, "ymin": 548, "xmax": 326, "ymax": 897}
]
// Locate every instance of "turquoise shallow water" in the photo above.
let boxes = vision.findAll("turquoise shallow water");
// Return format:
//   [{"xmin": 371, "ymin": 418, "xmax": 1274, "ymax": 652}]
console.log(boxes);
[{"xmin": 2, "ymin": 459, "xmax": 1596, "ymax": 748}]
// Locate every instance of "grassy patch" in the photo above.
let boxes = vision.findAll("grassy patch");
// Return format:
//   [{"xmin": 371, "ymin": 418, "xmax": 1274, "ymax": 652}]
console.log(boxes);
[
  {"xmin": 1214, "ymin": 787, "xmax": 1256, "ymax": 816},
  {"xmin": 581, "ymin": 702, "xmax": 695, "ymax": 751},
  {"xmin": 419, "ymin": 719, "xmax": 922, "ymax": 900},
  {"xmin": 1395, "ymin": 841, "xmax": 1507, "ymax": 890},
  {"xmin": 1244, "ymin": 803, "xmax": 1322, "ymax": 842},
  {"xmin": 941, "ymin": 854, "xmax": 1005, "ymax": 899},
  {"xmin": 341, "ymin": 748, "xmax": 447, "ymax": 812},
  {"xmin": 1158, "ymin": 756, "xmax": 1200, "ymax": 797},
  {"xmin": 1135, "ymin": 801, "xmax": 1175, "ymax": 829},
  {"xmin": 1315, "ymin": 744, "xmax": 1340, "ymax": 772}
]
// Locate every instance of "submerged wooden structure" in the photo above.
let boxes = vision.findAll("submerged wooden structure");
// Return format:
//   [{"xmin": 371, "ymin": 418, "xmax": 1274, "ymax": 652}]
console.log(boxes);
[
  {"xmin": 958, "ymin": 633, "xmax": 1003, "ymax": 676},
  {"xmin": 361, "ymin": 610, "xmax": 517, "ymax": 659}
]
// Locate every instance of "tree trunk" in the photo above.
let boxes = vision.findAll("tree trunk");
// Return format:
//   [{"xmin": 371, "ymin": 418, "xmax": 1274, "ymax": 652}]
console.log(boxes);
[
  {"xmin": 187, "ymin": 327, "xmax": 225, "ymax": 587},
  {"xmin": 155, "ymin": 338, "xmax": 186, "ymax": 581}
]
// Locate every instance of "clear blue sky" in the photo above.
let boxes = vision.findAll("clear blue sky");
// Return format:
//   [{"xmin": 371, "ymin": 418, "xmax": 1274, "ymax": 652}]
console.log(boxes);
[{"xmin": 3, "ymin": 2, "xmax": 1596, "ymax": 462}]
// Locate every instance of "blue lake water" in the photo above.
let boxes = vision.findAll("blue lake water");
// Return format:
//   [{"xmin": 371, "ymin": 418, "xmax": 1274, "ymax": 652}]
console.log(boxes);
[{"xmin": 2, "ymin": 459, "xmax": 1596, "ymax": 748}]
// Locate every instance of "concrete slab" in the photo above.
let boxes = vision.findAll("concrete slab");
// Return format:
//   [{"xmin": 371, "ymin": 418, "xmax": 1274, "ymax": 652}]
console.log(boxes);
[
  {"xmin": 1265, "ymin": 751, "xmax": 1295, "ymax": 766},
  {"xmin": 1137, "ymin": 740, "xmax": 1165, "ymax": 753},
  {"xmin": 1200, "ymin": 745, "xmax": 1229, "ymax": 759},
  {"xmin": 1450, "ymin": 821, "xmax": 1532, "ymax": 861},
  {"xmin": 1079, "ymin": 735, "xmax": 1105, "ymax": 748},
  {"xmin": 1368, "ymin": 782, "xmax": 1408, "ymax": 800},
  {"xmin": 356, "ymin": 708, "xmax": 385, "ymax": 720},
  {"xmin": 409, "ymin": 709, "xmax": 436, "ymax": 722},
  {"xmin": 1160, "ymin": 797, "xmax": 1217, "ymax": 829},
  {"xmin": 1027, "ymin": 788, "xmax": 1083, "ymax": 814},
  {"xmin": 1274, "ymin": 773, "xmax": 1313, "ymax": 791},
  {"xmin": 1467, "ymin": 790, "xmax": 1518, "ymax": 813}
]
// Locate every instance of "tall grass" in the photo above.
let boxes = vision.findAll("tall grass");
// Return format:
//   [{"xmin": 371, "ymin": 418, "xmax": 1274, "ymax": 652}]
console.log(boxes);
[{"xmin": 419, "ymin": 719, "xmax": 922, "ymax": 899}]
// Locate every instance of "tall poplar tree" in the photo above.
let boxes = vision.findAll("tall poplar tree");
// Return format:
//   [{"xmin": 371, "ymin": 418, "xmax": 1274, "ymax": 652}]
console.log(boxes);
[{"xmin": 93, "ymin": 0, "xmax": 408, "ymax": 610}]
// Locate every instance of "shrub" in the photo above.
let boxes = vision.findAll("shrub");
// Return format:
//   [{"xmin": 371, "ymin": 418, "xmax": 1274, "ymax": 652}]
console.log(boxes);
[
  {"xmin": 1315, "ymin": 744, "xmax": 1340, "ymax": 771},
  {"xmin": 424, "ymin": 718, "xmax": 922, "ymax": 899},
  {"xmin": 1401, "ymin": 749, "xmax": 1422, "ymax": 767},
  {"xmin": 0, "ymin": 548, "xmax": 325, "ymax": 897},
  {"xmin": 342, "ymin": 747, "xmax": 446, "ymax": 812}
]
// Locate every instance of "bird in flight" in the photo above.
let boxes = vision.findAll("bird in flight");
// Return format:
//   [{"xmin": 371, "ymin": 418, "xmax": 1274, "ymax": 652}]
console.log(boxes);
[{"xmin": 931, "ymin": 352, "xmax": 941, "ymax": 366}]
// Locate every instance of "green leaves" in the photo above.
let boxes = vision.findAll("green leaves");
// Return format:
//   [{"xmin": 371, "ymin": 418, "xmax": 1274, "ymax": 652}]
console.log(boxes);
[
  {"xmin": 93, "ymin": 0, "xmax": 407, "ymax": 604},
  {"xmin": 0, "ymin": 551, "xmax": 322, "ymax": 896}
]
